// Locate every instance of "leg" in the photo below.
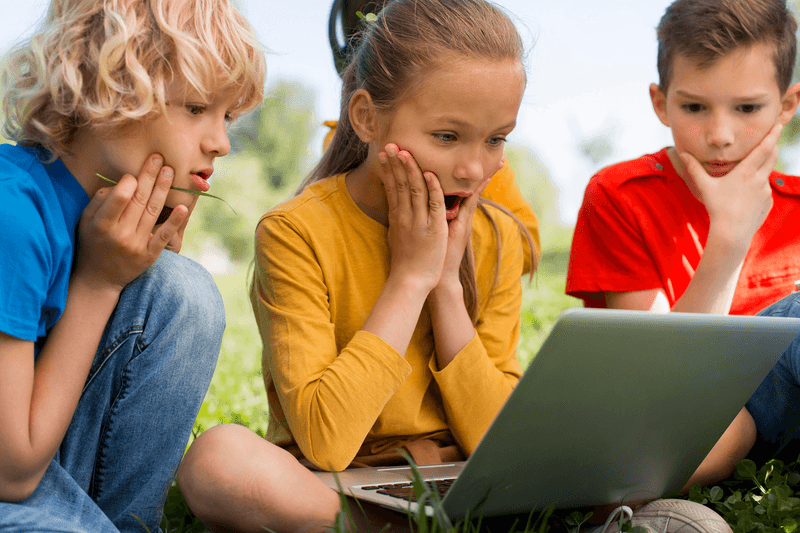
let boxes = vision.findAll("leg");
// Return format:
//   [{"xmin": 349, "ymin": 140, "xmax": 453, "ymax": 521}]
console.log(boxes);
[
  {"xmin": 177, "ymin": 423, "xmax": 343, "ymax": 533},
  {"xmin": 58, "ymin": 251, "xmax": 224, "ymax": 533},
  {"xmin": 178, "ymin": 424, "xmax": 414, "ymax": 532},
  {"xmin": 746, "ymin": 292, "xmax": 800, "ymax": 462},
  {"xmin": 0, "ymin": 458, "xmax": 118, "ymax": 533}
]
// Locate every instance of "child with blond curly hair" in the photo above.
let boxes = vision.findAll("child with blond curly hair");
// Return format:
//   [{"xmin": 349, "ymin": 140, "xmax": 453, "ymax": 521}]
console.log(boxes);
[{"xmin": 0, "ymin": 0, "xmax": 264, "ymax": 531}]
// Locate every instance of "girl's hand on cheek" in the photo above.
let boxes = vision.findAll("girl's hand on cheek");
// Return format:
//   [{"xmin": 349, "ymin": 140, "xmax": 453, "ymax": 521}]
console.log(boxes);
[
  {"xmin": 378, "ymin": 143, "xmax": 448, "ymax": 293},
  {"xmin": 436, "ymin": 175, "xmax": 492, "ymax": 288}
]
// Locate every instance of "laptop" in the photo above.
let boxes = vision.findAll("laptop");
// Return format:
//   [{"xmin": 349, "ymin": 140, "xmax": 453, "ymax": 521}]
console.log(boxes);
[{"xmin": 315, "ymin": 308, "xmax": 800, "ymax": 519}]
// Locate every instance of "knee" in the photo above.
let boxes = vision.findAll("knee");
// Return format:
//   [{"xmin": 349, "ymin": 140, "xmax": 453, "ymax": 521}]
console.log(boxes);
[{"xmin": 178, "ymin": 424, "xmax": 249, "ymax": 515}]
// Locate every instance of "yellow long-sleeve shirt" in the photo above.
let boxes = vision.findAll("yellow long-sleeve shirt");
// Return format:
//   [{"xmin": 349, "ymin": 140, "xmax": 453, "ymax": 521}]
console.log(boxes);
[{"xmin": 251, "ymin": 173, "xmax": 524, "ymax": 472}]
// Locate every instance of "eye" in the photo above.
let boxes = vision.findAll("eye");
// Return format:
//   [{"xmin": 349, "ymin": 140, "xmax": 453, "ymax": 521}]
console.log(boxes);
[
  {"xmin": 737, "ymin": 103, "xmax": 763, "ymax": 114},
  {"xmin": 186, "ymin": 104, "xmax": 205, "ymax": 116},
  {"xmin": 433, "ymin": 132, "xmax": 456, "ymax": 143},
  {"xmin": 487, "ymin": 136, "xmax": 506, "ymax": 148},
  {"xmin": 681, "ymin": 103, "xmax": 704, "ymax": 113}
]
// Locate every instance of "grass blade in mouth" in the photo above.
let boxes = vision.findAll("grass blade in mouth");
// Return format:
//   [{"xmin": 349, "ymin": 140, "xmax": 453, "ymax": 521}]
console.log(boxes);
[{"xmin": 96, "ymin": 173, "xmax": 236, "ymax": 214}]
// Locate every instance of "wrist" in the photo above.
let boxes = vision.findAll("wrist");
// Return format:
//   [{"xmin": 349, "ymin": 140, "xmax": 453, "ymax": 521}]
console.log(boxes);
[{"xmin": 429, "ymin": 278, "xmax": 464, "ymax": 307}]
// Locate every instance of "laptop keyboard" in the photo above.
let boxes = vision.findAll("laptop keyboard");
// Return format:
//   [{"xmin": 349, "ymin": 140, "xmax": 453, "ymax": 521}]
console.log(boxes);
[{"xmin": 359, "ymin": 478, "xmax": 456, "ymax": 502}]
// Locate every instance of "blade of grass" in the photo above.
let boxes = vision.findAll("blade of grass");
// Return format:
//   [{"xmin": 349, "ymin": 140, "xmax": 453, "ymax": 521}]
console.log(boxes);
[{"xmin": 96, "ymin": 173, "xmax": 236, "ymax": 214}]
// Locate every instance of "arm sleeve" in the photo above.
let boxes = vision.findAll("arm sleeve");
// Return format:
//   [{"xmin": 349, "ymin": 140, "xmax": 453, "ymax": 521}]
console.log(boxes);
[
  {"xmin": 429, "ymin": 213, "xmax": 524, "ymax": 455},
  {"xmin": 566, "ymin": 177, "xmax": 662, "ymax": 305},
  {"xmin": 0, "ymin": 193, "xmax": 49, "ymax": 341},
  {"xmin": 481, "ymin": 160, "xmax": 540, "ymax": 274},
  {"xmin": 252, "ymin": 215, "xmax": 412, "ymax": 471}
]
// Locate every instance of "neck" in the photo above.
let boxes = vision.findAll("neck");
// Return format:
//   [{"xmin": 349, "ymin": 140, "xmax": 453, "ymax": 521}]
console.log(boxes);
[
  {"xmin": 60, "ymin": 130, "xmax": 106, "ymax": 198},
  {"xmin": 345, "ymin": 155, "xmax": 390, "ymax": 226}
]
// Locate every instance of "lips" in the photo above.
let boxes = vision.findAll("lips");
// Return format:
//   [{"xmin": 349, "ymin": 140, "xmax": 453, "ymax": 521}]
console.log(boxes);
[
  {"xmin": 190, "ymin": 168, "xmax": 213, "ymax": 192},
  {"xmin": 705, "ymin": 161, "xmax": 736, "ymax": 177}
]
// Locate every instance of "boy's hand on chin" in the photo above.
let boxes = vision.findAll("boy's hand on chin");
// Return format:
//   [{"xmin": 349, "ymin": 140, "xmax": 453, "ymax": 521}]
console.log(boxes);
[
  {"xmin": 158, "ymin": 197, "xmax": 198, "ymax": 253},
  {"xmin": 680, "ymin": 123, "xmax": 782, "ymax": 251}
]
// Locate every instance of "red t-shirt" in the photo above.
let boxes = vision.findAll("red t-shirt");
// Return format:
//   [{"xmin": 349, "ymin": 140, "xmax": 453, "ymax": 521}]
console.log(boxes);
[{"xmin": 566, "ymin": 148, "xmax": 800, "ymax": 315}]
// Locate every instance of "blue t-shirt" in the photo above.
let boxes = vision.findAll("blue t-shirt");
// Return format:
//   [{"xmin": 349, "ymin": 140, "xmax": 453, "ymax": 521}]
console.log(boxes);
[{"xmin": 0, "ymin": 144, "xmax": 90, "ymax": 343}]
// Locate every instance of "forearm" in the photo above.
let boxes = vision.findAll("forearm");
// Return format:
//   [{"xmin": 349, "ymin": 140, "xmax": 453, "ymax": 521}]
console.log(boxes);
[
  {"xmin": 671, "ymin": 231, "xmax": 748, "ymax": 314},
  {"xmin": 427, "ymin": 278, "xmax": 474, "ymax": 369},
  {"xmin": 25, "ymin": 282, "xmax": 118, "ymax": 482},
  {"xmin": 361, "ymin": 274, "xmax": 431, "ymax": 356},
  {"xmin": 681, "ymin": 407, "xmax": 756, "ymax": 492},
  {"xmin": 278, "ymin": 330, "xmax": 411, "ymax": 471}
]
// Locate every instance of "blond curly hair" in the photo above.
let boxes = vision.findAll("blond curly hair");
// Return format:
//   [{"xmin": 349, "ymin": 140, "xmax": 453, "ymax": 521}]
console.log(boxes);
[{"xmin": 2, "ymin": 0, "xmax": 266, "ymax": 156}]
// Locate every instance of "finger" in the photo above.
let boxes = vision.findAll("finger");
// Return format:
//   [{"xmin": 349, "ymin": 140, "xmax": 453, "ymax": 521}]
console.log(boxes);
[
  {"xmin": 377, "ymin": 150, "xmax": 399, "ymax": 211},
  {"xmin": 92, "ymin": 173, "xmax": 139, "ymax": 226},
  {"xmin": 738, "ymin": 123, "xmax": 783, "ymax": 175},
  {"xmin": 81, "ymin": 186, "xmax": 113, "ymax": 223},
  {"xmin": 397, "ymin": 150, "xmax": 430, "ymax": 223},
  {"xmin": 457, "ymin": 176, "xmax": 491, "ymax": 224},
  {"xmin": 386, "ymin": 144, "xmax": 411, "ymax": 214},
  {"xmin": 120, "ymin": 154, "xmax": 165, "ymax": 226},
  {"xmin": 137, "ymin": 165, "xmax": 174, "ymax": 235},
  {"xmin": 678, "ymin": 151, "xmax": 710, "ymax": 187},
  {"xmin": 164, "ymin": 197, "xmax": 197, "ymax": 253},
  {"xmin": 148, "ymin": 204, "xmax": 188, "ymax": 256},
  {"xmin": 424, "ymin": 171, "xmax": 445, "ymax": 220}
]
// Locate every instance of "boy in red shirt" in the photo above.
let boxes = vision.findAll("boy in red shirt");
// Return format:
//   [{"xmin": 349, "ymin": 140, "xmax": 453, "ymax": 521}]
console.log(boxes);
[{"xmin": 567, "ymin": 0, "xmax": 800, "ymax": 475}]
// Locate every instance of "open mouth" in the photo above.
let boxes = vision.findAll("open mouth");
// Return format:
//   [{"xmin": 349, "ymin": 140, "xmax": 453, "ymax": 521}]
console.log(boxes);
[{"xmin": 444, "ymin": 195, "xmax": 463, "ymax": 210}]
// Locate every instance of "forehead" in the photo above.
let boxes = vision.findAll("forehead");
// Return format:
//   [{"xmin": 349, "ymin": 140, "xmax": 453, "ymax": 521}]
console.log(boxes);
[
  {"xmin": 393, "ymin": 59, "xmax": 526, "ymax": 128},
  {"xmin": 668, "ymin": 43, "xmax": 782, "ymax": 97}
]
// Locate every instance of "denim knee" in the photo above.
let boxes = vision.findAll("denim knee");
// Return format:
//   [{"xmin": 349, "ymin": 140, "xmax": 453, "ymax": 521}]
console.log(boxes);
[{"xmin": 121, "ymin": 250, "xmax": 225, "ymax": 370}]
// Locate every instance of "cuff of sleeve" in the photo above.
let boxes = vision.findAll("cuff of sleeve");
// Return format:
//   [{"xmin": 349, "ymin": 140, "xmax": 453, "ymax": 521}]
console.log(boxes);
[
  {"xmin": 428, "ymin": 330, "xmax": 484, "ymax": 382},
  {"xmin": 353, "ymin": 329, "xmax": 413, "ymax": 383}
]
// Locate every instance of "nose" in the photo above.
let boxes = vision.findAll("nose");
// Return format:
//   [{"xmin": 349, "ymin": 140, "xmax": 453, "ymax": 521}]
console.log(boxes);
[
  {"xmin": 202, "ymin": 117, "xmax": 231, "ymax": 157},
  {"xmin": 453, "ymin": 145, "xmax": 485, "ymax": 184},
  {"xmin": 706, "ymin": 111, "xmax": 734, "ymax": 149}
]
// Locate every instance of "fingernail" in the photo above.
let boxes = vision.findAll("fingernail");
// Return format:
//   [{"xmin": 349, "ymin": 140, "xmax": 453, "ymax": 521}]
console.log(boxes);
[
  {"xmin": 162, "ymin": 167, "xmax": 173, "ymax": 179},
  {"xmin": 152, "ymin": 154, "xmax": 163, "ymax": 166},
  {"xmin": 379, "ymin": 153, "xmax": 388, "ymax": 164},
  {"xmin": 386, "ymin": 145, "xmax": 397, "ymax": 157}
]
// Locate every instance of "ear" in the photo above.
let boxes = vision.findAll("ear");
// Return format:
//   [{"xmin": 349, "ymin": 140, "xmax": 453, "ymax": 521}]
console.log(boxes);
[
  {"xmin": 349, "ymin": 89, "xmax": 380, "ymax": 143},
  {"xmin": 778, "ymin": 82, "xmax": 800, "ymax": 125},
  {"xmin": 649, "ymin": 83, "xmax": 670, "ymax": 127}
]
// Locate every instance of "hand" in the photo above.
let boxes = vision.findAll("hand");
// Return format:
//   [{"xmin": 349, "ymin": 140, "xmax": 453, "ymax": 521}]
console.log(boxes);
[
  {"xmin": 378, "ymin": 144, "xmax": 448, "ymax": 293},
  {"xmin": 434, "ymin": 174, "xmax": 492, "ymax": 289},
  {"xmin": 162, "ymin": 195, "xmax": 198, "ymax": 253},
  {"xmin": 73, "ymin": 154, "xmax": 188, "ymax": 292},
  {"xmin": 679, "ymin": 123, "xmax": 781, "ymax": 251}
]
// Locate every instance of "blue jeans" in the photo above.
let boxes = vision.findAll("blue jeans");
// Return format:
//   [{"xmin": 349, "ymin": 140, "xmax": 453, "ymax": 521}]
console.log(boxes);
[
  {"xmin": 0, "ymin": 251, "xmax": 224, "ymax": 533},
  {"xmin": 747, "ymin": 292, "xmax": 800, "ymax": 462}
]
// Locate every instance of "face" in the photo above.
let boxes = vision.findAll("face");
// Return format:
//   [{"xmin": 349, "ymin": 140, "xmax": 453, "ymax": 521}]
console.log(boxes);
[
  {"xmin": 97, "ymin": 84, "xmax": 237, "ymax": 208},
  {"xmin": 651, "ymin": 43, "xmax": 800, "ymax": 178},
  {"xmin": 371, "ymin": 58, "xmax": 526, "ymax": 219}
]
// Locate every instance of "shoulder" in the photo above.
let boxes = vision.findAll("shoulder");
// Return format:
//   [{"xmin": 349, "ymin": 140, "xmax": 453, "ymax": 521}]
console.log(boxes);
[
  {"xmin": 770, "ymin": 170, "xmax": 800, "ymax": 199},
  {"xmin": 588, "ymin": 149, "xmax": 672, "ymax": 192}
]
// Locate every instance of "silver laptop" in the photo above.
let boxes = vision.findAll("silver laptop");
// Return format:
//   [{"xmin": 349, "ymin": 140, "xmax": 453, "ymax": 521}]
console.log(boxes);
[{"xmin": 316, "ymin": 308, "xmax": 800, "ymax": 519}]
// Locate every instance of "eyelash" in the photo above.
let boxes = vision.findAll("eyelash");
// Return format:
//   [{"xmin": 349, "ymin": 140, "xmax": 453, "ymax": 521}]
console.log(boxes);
[
  {"xmin": 186, "ymin": 104, "xmax": 234, "ymax": 123},
  {"xmin": 680, "ymin": 103, "xmax": 764, "ymax": 114},
  {"xmin": 432, "ymin": 133, "xmax": 507, "ymax": 147}
]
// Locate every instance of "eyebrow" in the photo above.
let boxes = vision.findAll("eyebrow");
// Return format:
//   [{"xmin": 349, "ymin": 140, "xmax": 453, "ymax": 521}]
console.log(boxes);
[
  {"xmin": 435, "ymin": 117, "xmax": 518, "ymax": 130},
  {"xmin": 674, "ymin": 89, "xmax": 770, "ymax": 101}
]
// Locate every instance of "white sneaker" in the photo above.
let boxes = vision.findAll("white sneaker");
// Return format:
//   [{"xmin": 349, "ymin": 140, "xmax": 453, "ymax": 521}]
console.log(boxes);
[{"xmin": 600, "ymin": 499, "xmax": 731, "ymax": 533}]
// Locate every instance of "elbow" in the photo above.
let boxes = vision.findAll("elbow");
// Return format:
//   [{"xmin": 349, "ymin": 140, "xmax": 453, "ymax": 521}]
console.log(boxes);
[{"xmin": 303, "ymin": 445, "xmax": 356, "ymax": 473}]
